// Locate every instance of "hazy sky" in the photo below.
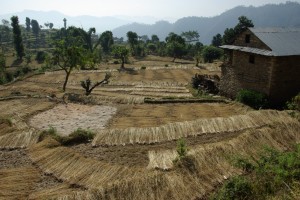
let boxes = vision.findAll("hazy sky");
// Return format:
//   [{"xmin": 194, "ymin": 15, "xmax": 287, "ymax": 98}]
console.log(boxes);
[{"xmin": 1, "ymin": 0, "xmax": 298, "ymax": 19}]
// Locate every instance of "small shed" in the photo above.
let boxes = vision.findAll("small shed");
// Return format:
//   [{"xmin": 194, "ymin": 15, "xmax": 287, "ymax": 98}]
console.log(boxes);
[{"xmin": 220, "ymin": 27, "xmax": 300, "ymax": 106}]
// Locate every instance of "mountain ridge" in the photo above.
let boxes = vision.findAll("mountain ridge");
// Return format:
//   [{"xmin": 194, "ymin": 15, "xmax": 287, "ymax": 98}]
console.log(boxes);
[{"xmin": 1, "ymin": 2, "xmax": 300, "ymax": 44}]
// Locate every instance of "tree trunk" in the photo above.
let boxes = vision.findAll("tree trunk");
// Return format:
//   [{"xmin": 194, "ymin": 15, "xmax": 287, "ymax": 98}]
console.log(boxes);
[{"xmin": 63, "ymin": 71, "xmax": 71, "ymax": 92}]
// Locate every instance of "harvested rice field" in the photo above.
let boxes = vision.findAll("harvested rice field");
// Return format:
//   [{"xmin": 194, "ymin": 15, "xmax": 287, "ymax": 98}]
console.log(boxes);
[{"xmin": 0, "ymin": 57, "xmax": 299, "ymax": 199}]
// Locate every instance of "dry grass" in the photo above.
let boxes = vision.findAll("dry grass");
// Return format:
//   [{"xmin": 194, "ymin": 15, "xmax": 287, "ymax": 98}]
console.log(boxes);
[
  {"xmin": 0, "ymin": 167, "xmax": 40, "ymax": 199},
  {"xmin": 108, "ymin": 102, "xmax": 248, "ymax": 129},
  {"xmin": 93, "ymin": 110, "xmax": 294, "ymax": 146}
]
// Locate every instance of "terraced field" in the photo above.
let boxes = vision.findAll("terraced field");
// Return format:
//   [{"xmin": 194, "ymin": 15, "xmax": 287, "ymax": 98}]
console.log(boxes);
[{"xmin": 0, "ymin": 61, "xmax": 299, "ymax": 199}]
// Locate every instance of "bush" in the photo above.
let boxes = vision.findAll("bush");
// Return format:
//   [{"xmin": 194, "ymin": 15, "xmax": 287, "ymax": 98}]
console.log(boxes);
[
  {"xmin": 202, "ymin": 46, "xmax": 223, "ymax": 63},
  {"xmin": 286, "ymin": 93, "xmax": 300, "ymax": 111},
  {"xmin": 61, "ymin": 128, "xmax": 95, "ymax": 145},
  {"xmin": 38, "ymin": 127, "xmax": 95, "ymax": 145},
  {"xmin": 141, "ymin": 65, "xmax": 146, "ymax": 70},
  {"xmin": 212, "ymin": 176, "xmax": 253, "ymax": 200},
  {"xmin": 212, "ymin": 145, "xmax": 300, "ymax": 199},
  {"xmin": 236, "ymin": 89, "xmax": 268, "ymax": 109},
  {"xmin": 35, "ymin": 51, "xmax": 48, "ymax": 63}
]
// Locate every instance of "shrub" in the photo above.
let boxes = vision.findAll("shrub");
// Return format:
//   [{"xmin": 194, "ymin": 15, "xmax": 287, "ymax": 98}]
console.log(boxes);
[
  {"xmin": 286, "ymin": 93, "xmax": 300, "ymax": 111},
  {"xmin": 202, "ymin": 45, "xmax": 223, "ymax": 63},
  {"xmin": 38, "ymin": 126, "xmax": 61, "ymax": 142},
  {"xmin": 38, "ymin": 127, "xmax": 95, "ymax": 145},
  {"xmin": 141, "ymin": 65, "xmax": 146, "ymax": 70},
  {"xmin": 35, "ymin": 51, "xmax": 48, "ymax": 63},
  {"xmin": 177, "ymin": 138, "xmax": 187, "ymax": 158},
  {"xmin": 212, "ymin": 176, "xmax": 253, "ymax": 200},
  {"xmin": 61, "ymin": 128, "xmax": 95, "ymax": 145},
  {"xmin": 236, "ymin": 89, "xmax": 268, "ymax": 109}
]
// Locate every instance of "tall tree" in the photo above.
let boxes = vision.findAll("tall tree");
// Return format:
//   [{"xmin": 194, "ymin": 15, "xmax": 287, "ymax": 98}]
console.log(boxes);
[
  {"xmin": 63, "ymin": 18, "xmax": 67, "ymax": 29},
  {"xmin": 211, "ymin": 33, "xmax": 222, "ymax": 47},
  {"xmin": 25, "ymin": 17, "xmax": 31, "ymax": 31},
  {"xmin": 126, "ymin": 31, "xmax": 138, "ymax": 55},
  {"xmin": 181, "ymin": 31, "xmax": 200, "ymax": 43},
  {"xmin": 49, "ymin": 23, "xmax": 54, "ymax": 29},
  {"xmin": 112, "ymin": 45, "xmax": 129, "ymax": 69},
  {"xmin": 151, "ymin": 34, "xmax": 160, "ymax": 43},
  {"xmin": 165, "ymin": 32, "xmax": 186, "ymax": 62},
  {"xmin": 99, "ymin": 31, "xmax": 114, "ymax": 54},
  {"xmin": 31, "ymin": 19, "xmax": 40, "ymax": 48},
  {"xmin": 202, "ymin": 46, "xmax": 223, "ymax": 63},
  {"xmin": 52, "ymin": 27, "xmax": 90, "ymax": 91},
  {"xmin": 52, "ymin": 40, "xmax": 86, "ymax": 92},
  {"xmin": 10, "ymin": 16, "xmax": 25, "ymax": 60},
  {"xmin": 223, "ymin": 16, "xmax": 254, "ymax": 44}
]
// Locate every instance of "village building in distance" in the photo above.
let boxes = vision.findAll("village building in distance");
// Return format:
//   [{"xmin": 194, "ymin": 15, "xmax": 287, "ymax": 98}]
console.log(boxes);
[{"xmin": 220, "ymin": 27, "xmax": 300, "ymax": 107}]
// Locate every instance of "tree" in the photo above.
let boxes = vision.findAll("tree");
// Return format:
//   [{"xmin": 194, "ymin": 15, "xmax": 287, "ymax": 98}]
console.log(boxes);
[
  {"xmin": 112, "ymin": 45, "xmax": 129, "ymax": 69},
  {"xmin": 49, "ymin": 23, "xmax": 54, "ymax": 29},
  {"xmin": 223, "ymin": 16, "xmax": 254, "ymax": 44},
  {"xmin": 52, "ymin": 39, "xmax": 87, "ymax": 92},
  {"xmin": 126, "ymin": 31, "xmax": 138, "ymax": 55},
  {"xmin": 151, "ymin": 34, "xmax": 160, "ymax": 43},
  {"xmin": 165, "ymin": 32, "xmax": 187, "ymax": 62},
  {"xmin": 25, "ymin": 17, "xmax": 31, "ymax": 31},
  {"xmin": 63, "ymin": 18, "xmax": 67, "ymax": 29},
  {"xmin": 44, "ymin": 22, "xmax": 50, "ymax": 29},
  {"xmin": 211, "ymin": 33, "xmax": 222, "ymax": 47},
  {"xmin": 202, "ymin": 46, "xmax": 223, "ymax": 63},
  {"xmin": 99, "ymin": 31, "xmax": 114, "ymax": 54},
  {"xmin": 181, "ymin": 31, "xmax": 200, "ymax": 43},
  {"xmin": 81, "ymin": 73, "xmax": 111, "ymax": 96},
  {"xmin": 31, "ymin": 19, "xmax": 40, "ymax": 48},
  {"xmin": 10, "ymin": 16, "xmax": 25, "ymax": 60}
]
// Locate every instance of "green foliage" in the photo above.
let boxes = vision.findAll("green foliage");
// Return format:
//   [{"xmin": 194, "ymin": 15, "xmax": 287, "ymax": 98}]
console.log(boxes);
[
  {"xmin": 223, "ymin": 16, "xmax": 254, "ymax": 45},
  {"xmin": 181, "ymin": 31, "xmax": 200, "ymax": 42},
  {"xmin": 10, "ymin": 16, "xmax": 25, "ymax": 59},
  {"xmin": 38, "ymin": 126, "xmax": 60, "ymax": 142},
  {"xmin": 112, "ymin": 45, "xmax": 130, "ymax": 68},
  {"xmin": 212, "ymin": 176, "xmax": 253, "ymax": 200},
  {"xmin": 39, "ymin": 127, "xmax": 95, "ymax": 145},
  {"xmin": 52, "ymin": 35, "xmax": 88, "ymax": 91},
  {"xmin": 61, "ymin": 128, "xmax": 95, "ymax": 145},
  {"xmin": 212, "ymin": 145, "xmax": 300, "ymax": 199},
  {"xmin": 0, "ymin": 117, "xmax": 13, "ymax": 126},
  {"xmin": 25, "ymin": 17, "xmax": 31, "ymax": 31},
  {"xmin": 286, "ymin": 93, "xmax": 300, "ymax": 111},
  {"xmin": 0, "ymin": 53, "xmax": 5, "ymax": 71},
  {"xmin": 211, "ymin": 33, "xmax": 222, "ymax": 47},
  {"xmin": 140, "ymin": 65, "xmax": 146, "ymax": 70},
  {"xmin": 202, "ymin": 46, "xmax": 223, "ymax": 63},
  {"xmin": 165, "ymin": 32, "xmax": 187, "ymax": 62},
  {"xmin": 35, "ymin": 51, "xmax": 48, "ymax": 63},
  {"xmin": 127, "ymin": 31, "xmax": 138, "ymax": 55},
  {"xmin": 236, "ymin": 89, "xmax": 268, "ymax": 109},
  {"xmin": 99, "ymin": 31, "xmax": 114, "ymax": 53},
  {"xmin": 177, "ymin": 138, "xmax": 187, "ymax": 158}
]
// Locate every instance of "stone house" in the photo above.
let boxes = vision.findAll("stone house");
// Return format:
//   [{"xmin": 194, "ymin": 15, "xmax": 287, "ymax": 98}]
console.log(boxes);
[{"xmin": 220, "ymin": 27, "xmax": 300, "ymax": 106}]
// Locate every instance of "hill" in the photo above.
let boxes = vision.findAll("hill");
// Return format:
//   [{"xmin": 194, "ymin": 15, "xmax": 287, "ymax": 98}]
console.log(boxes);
[{"xmin": 112, "ymin": 2, "xmax": 300, "ymax": 44}]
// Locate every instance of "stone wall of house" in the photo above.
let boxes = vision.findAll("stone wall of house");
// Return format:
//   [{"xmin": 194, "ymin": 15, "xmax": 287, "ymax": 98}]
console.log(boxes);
[
  {"xmin": 269, "ymin": 56, "xmax": 300, "ymax": 105},
  {"xmin": 233, "ymin": 29, "xmax": 271, "ymax": 50},
  {"xmin": 220, "ymin": 50, "xmax": 272, "ymax": 99}
]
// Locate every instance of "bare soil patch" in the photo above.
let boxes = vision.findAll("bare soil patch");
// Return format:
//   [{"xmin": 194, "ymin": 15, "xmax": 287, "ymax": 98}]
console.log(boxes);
[{"xmin": 29, "ymin": 103, "xmax": 117, "ymax": 136}]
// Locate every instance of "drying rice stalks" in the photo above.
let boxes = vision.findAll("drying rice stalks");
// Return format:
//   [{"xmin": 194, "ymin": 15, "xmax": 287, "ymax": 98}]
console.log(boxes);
[
  {"xmin": 129, "ymin": 91, "xmax": 192, "ymax": 98},
  {"xmin": 92, "ymin": 110, "xmax": 299, "ymax": 146},
  {"xmin": 26, "ymin": 111, "xmax": 300, "ymax": 200},
  {"xmin": 0, "ymin": 167, "xmax": 40, "ymax": 199},
  {"xmin": 28, "ymin": 139, "xmax": 146, "ymax": 191},
  {"xmin": 0, "ymin": 129, "xmax": 40, "ymax": 149}
]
